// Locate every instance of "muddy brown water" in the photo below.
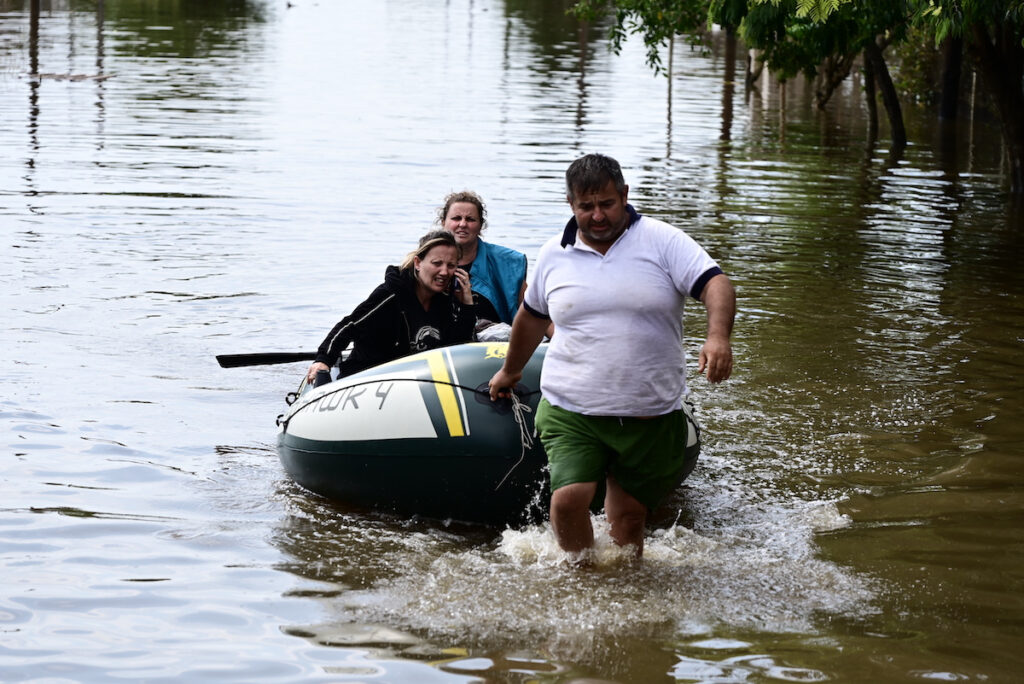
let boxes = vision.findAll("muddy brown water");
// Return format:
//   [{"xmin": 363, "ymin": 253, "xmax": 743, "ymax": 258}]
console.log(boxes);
[{"xmin": 3, "ymin": 0, "xmax": 1022, "ymax": 681}]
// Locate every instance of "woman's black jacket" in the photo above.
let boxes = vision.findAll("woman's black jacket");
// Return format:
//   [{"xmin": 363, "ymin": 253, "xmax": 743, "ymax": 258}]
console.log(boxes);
[{"xmin": 314, "ymin": 265, "xmax": 475, "ymax": 378}]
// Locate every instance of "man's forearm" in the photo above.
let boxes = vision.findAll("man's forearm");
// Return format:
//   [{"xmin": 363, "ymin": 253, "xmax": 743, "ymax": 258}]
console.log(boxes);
[
  {"xmin": 701, "ymin": 274, "xmax": 735, "ymax": 339},
  {"xmin": 503, "ymin": 306, "xmax": 549, "ymax": 374}
]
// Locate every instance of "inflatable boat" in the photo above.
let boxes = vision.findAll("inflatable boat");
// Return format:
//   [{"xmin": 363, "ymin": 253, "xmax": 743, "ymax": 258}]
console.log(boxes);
[{"xmin": 276, "ymin": 342, "xmax": 550, "ymax": 525}]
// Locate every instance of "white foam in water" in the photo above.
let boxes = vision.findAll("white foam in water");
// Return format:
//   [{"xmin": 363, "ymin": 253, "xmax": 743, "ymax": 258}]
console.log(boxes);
[{"xmin": 344, "ymin": 499, "xmax": 875, "ymax": 655}]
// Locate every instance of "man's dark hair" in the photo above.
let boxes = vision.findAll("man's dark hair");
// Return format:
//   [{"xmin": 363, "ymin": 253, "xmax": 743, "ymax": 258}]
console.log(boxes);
[{"xmin": 565, "ymin": 153, "xmax": 627, "ymax": 201}]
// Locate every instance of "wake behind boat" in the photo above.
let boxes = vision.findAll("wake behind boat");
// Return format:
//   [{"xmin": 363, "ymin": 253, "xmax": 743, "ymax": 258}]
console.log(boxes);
[{"xmin": 276, "ymin": 342, "xmax": 550, "ymax": 525}]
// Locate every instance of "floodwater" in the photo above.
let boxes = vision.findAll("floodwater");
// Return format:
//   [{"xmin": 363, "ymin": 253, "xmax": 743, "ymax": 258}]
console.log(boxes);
[{"xmin": 3, "ymin": 0, "xmax": 1023, "ymax": 681}]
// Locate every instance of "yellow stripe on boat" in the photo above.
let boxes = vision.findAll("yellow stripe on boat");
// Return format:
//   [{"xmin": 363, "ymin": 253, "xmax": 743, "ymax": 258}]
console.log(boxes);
[{"xmin": 427, "ymin": 349, "xmax": 466, "ymax": 437}]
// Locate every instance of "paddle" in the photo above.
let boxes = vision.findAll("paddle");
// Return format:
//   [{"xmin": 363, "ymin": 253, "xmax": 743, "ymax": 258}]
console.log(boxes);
[{"xmin": 216, "ymin": 351, "xmax": 318, "ymax": 368}]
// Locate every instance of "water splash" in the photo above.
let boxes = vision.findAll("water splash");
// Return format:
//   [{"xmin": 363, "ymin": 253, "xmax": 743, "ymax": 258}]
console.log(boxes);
[{"xmin": 325, "ymin": 501, "xmax": 875, "ymax": 660}]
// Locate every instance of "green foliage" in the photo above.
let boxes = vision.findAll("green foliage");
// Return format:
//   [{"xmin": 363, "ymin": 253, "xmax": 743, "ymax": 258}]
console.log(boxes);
[
  {"xmin": 748, "ymin": 0, "xmax": 850, "ymax": 23},
  {"xmin": 741, "ymin": 1, "xmax": 909, "ymax": 83},
  {"xmin": 741, "ymin": 1, "xmax": 814, "ymax": 80},
  {"xmin": 891, "ymin": 22, "xmax": 943, "ymax": 104},
  {"xmin": 911, "ymin": 0, "xmax": 1024, "ymax": 44},
  {"xmin": 569, "ymin": 0, "xmax": 1024, "ymax": 191},
  {"xmin": 570, "ymin": 0, "xmax": 708, "ymax": 75},
  {"xmin": 572, "ymin": 0, "xmax": 1019, "ymax": 95},
  {"xmin": 708, "ymin": 0, "xmax": 749, "ymax": 29}
]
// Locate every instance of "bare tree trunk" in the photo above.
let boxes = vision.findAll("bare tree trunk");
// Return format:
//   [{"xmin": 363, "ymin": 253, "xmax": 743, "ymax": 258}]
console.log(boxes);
[
  {"xmin": 863, "ymin": 39, "xmax": 906, "ymax": 150},
  {"xmin": 779, "ymin": 79, "xmax": 787, "ymax": 142},
  {"xmin": 575, "ymin": 20, "xmax": 589, "ymax": 131},
  {"xmin": 939, "ymin": 35, "xmax": 963, "ymax": 121},
  {"xmin": 967, "ymin": 22, "xmax": 1024, "ymax": 193},
  {"xmin": 815, "ymin": 51, "xmax": 857, "ymax": 110},
  {"xmin": 667, "ymin": 33, "xmax": 674, "ymax": 114},
  {"xmin": 863, "ymin": 49, "xmax": 878, "ymax": 145},
  {"xmin": 746, "ymin": 50, "xmax": 764, "ymax": 90},
  {"xmin": 721, "ymin": 25, "xmax": 736, "ymax": 141}
]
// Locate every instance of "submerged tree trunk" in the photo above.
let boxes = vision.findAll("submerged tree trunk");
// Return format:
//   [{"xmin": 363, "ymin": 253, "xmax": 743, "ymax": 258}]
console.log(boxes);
[
  {"xmin": 721, "ymin": 25, "xmax": 737, "ymax": 141},
  {"xmin": 967, "ymin": 22, "xmax": 1024, "ymax": 193},
  {"xmin": 724, "ymin": 24, "xmax": 737, "ymax": 74},
  {"xmin": 863, "ymin": 39, "xmax": 906, "ymax": 150},
  {"xmin": 863, "ymin": 50, "xmax": 879, "ymax": 145},
  {"xmin": 939, "ymin": 35, "xmax": 963, "ymax": 121},
  {"xmin": 746, "ymin": 49, "xmax": 765, "ymax": 90},
  {"xmin": 815, "ymin": 51, "xmax": 857, "ymax": 110}
]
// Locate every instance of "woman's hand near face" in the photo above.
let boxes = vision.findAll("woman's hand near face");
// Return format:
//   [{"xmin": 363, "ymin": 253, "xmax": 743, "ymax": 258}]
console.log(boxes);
[
  {"xmin": 306, "ymin": 361, "xmax": 330, "ymax": 383},
  {"xmin": 453, "ymin": 268, "xmax": 473, "ymax": 305}
]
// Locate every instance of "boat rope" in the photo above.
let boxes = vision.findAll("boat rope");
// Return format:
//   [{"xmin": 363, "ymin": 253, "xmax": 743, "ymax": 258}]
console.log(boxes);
[{"xmin": 494, "ymin": 390, "xmax": 536, "ymax": 491}]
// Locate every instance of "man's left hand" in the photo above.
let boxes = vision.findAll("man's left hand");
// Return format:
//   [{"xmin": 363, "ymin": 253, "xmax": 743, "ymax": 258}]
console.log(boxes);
[{"xmin": 698, "ymin": 335, "xmax": 732, "ymax": 383}]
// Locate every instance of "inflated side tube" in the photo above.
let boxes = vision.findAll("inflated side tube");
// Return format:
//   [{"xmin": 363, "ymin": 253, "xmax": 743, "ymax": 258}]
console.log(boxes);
[{"xmin": 277, "ymin": 342, "xmax": 550, "ymax": 525}]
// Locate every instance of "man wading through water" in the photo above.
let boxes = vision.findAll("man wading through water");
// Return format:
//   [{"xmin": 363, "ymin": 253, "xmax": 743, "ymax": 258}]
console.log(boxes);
[{"xmin": 489, "ymin": 153, "xmax": 735, "ymax": 560}]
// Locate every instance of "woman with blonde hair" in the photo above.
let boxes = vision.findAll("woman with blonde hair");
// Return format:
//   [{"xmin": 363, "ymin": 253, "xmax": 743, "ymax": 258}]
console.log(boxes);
[{"xmin": 305, "ymin": 230, "xmax": 475, "ymax": 383}]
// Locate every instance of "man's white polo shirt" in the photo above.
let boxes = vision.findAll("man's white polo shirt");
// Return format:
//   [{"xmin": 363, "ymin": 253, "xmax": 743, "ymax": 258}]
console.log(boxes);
[{"xmin": 524, "ymin": 206, "xmax": 722, "ymax": 417}]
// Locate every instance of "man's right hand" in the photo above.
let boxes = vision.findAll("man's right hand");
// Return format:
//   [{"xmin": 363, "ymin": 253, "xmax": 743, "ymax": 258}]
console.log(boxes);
[
  {"xmin": 487, "ymin": 305, "xmax": 549, "ymax": 401},
  {"xmin": 488, "ymin": 367, "xmax": 523, "ymax": 401}
]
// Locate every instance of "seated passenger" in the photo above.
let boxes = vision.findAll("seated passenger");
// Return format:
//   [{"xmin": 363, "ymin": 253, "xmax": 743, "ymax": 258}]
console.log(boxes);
[
  {"xmin": 305, "ymin": 230, "xmax": 475, "ymax": 383},
  {"xmin": 438, "ymin": 191, "xmax": 527, "ymax": 333}
]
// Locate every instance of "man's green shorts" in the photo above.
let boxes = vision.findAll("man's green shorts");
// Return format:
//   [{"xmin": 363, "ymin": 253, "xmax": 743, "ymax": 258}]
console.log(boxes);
[{"xmin": 534, "ymin": 398, "xmax": 701, "ymax": 510}]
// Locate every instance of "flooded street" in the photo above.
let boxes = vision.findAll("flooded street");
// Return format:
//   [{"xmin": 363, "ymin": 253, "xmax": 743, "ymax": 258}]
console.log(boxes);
[{"xmin": 3, "ymin": 0, "xmax": 1023, "ymax": 681}]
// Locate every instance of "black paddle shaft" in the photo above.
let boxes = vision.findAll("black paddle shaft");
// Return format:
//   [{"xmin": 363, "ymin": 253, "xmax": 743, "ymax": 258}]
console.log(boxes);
[{"xmin": 216, "ymin": 351, "xmax": 318, "ymax": 368}]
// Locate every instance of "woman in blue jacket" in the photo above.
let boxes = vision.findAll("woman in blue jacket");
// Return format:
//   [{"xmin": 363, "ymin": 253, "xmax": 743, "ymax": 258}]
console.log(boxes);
[{"xmin": 437, "ymin": 191, "xmax": 527, "ymax": 329}]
